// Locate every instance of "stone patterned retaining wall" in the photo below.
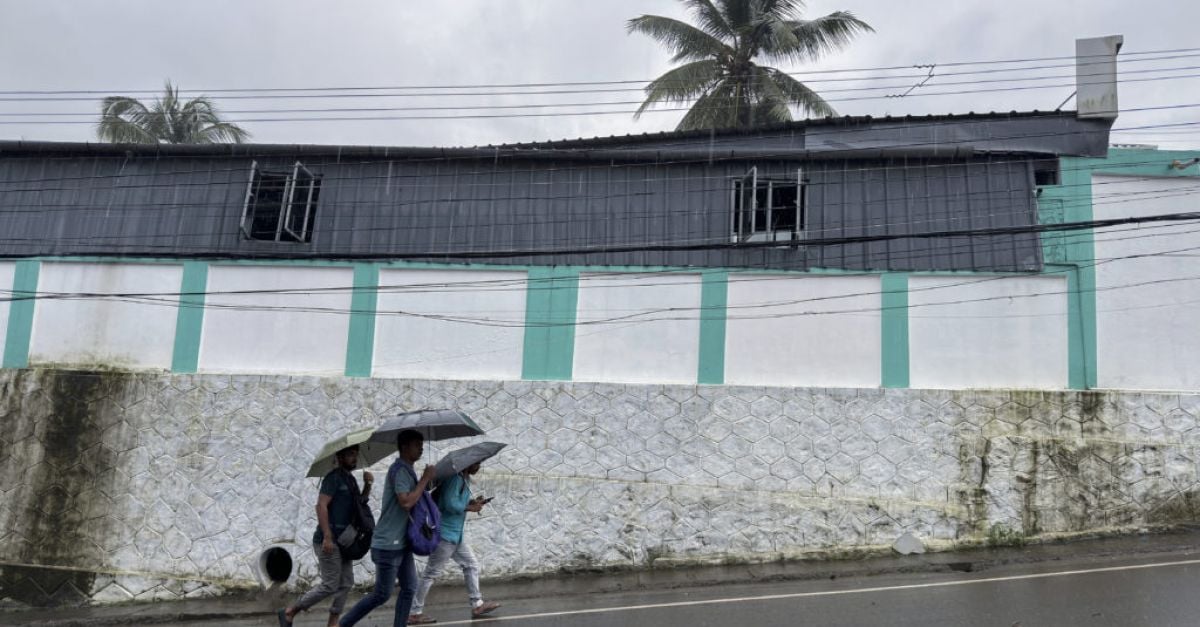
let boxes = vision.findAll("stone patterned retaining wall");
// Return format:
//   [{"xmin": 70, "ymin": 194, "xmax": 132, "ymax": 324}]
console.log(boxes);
[{"xmin": 2, "ymin": 369, "xmax": 1199, "ymax": 605}]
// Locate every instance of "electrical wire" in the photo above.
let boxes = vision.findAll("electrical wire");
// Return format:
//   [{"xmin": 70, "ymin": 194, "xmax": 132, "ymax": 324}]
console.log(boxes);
[
  {"xmin": 6, "ymin": 71, "xmax": 1200, "ymax": 124},
  {"xmin": 8, "ymin": 241, "xmax": 1200, "ymax": 330},
  {"xmin": 7, "ymin": 63, "xmax": 1200, "ymax": 119},
  {"xmin": 1, "ymin": 46, "xmax": 1194, "ymax": 99},
  {"xmin": 5, "ymin": 214, "xmax": 1200, "ymax": 306}
]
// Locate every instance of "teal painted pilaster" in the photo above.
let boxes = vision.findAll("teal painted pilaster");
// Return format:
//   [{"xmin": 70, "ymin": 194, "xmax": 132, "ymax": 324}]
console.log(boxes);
[
  {"xmin": 1061, "ymin": 266, "xmax": 1092, "ymax": 390},
  {"xmin": 1040, "ymin": 158, "xmax": 1098, "ymax": 390},
  {"xmin": 880, "ymin": 273, "xmax": 910, "ymax": 388},
  {"xmin": 1040, "ymin": 149, "xmax": 1200, "ymax": 389},
  {"xmin": 345, "ymin": 264, "xmax": 380, "ymax": 378},
  {"xmin": 171, "ymin": 261, "xmax": 208, "ymax": 373},
  {"xmin": 1036, "ymin": 148, "xmax": 1200, "ymax": 389},
  {"xmin": 521, "ymin": 267, "xmax": 579, "ymax": 381},
  {"xmin": 2, "ymin": 260, "xmax": 40, "ymax": 368},
  {"xmin": 697, "ymin": 271, "xmax": 729, "ymax": 385}
]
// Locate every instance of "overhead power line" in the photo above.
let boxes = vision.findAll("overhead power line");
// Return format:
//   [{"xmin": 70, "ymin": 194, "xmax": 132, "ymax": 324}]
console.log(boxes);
[
  {"xmin": 4, "ymin": 220, "xmax": 1195, "ymax": 303},
  {"xmin": 6, "ymin": 241, "xmax": 1200, "ymax": 330},
  {"xmin": 2, "ymin": 175, "xmax": 1195, "ymax": 254},
  {"xmin": 2, "ymin": 207, "xmax": 1196, "ymax": 262},
  {"xmin": 1, "ymin": 171, "xmax": 1196, "ymax": 260},
  {"xmin": 5, "ymin": 72, "xmax": 1200, "ymax": 124},
  {"xmin": 5, "ymin": 63, "xmax": 1200, "ymax": 117},
  {"xmin": 0, "ymin": 47, "xmax": 1195, "ymax": 98}
]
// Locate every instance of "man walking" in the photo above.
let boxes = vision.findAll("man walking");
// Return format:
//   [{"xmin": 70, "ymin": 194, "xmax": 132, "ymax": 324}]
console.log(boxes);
[
  {"xmin": 340, "ymin": 430, "xmax": 436, "ymax": 627},
  {"xmin": 408, "ymin": 462, "xmax": 500, "ymax": 624},
  {"xmin": 278, "ymin": 445, "xmax": 372, "ymax": 627}
]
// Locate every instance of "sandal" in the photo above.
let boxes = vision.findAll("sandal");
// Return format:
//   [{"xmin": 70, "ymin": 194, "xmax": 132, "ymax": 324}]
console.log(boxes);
[{"xmin": 472, "ymin": 601, "xmax": 501, "ymax": 618}]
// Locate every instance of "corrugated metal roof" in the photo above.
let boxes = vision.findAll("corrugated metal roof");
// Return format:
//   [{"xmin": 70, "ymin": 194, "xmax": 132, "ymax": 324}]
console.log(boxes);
[
  {"xmin": 0, "ymin": 109, "xmax": 1106, "ymax": 159},
  {"xmin": 478, "ymin": 110, "xmax": 1081, "ymax": 149}
]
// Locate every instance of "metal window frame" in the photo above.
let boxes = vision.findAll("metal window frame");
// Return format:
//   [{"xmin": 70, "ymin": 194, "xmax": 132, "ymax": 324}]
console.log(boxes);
[
  {"xmin": 240, "ymin": 160, "xmax": 318, "ymax": 243},
  {"xmin": 239, "ymin": 160, "xmax": 259, "ymax": 239},
  {"xmin": 282, "ymin": 161, "xmax": 316, "ymax": 242},
  {"xmin": 797, "ymin": 167, "xmax": 807, "ymax": 236},
  {"xmin": 732, "ymin": 166, "xmax": 758, "ymax": 243},
  {"xmin": 273, "ymin": 163, "xmax": 296, "ymax": 241},
  {"xmin": 735, "ymin": 168, "xmax": 805, "ymax": 244}
]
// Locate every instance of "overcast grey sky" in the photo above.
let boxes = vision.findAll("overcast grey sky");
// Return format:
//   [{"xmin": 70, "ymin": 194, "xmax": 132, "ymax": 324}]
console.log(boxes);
[{"xmin": 1, "ymin": 0, "xmax": 1198, "ymax": 149}]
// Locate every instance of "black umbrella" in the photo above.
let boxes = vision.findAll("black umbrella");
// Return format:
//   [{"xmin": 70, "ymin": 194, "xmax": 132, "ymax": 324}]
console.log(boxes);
[
  {"xmin": 370, "ymin": 408, "xmax": 485, "ymax": 444},
  {"xmin": 434, "ymin": 442, "xmax": 507, "ymax": 480}
]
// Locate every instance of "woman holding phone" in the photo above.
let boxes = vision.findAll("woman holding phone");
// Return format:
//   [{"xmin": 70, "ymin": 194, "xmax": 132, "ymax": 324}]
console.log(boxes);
[{"xmin": 407, "ymin": 461, "xmax": 501, "ymax": 624}]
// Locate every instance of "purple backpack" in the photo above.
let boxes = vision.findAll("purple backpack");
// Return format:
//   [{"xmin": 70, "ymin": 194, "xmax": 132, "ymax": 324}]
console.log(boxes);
[{"xmin": 392, "ymin": 463, "xmax": 441, "ymax": 556}]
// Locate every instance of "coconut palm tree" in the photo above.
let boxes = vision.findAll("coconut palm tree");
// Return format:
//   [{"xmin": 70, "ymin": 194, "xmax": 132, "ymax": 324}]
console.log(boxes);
[
  {"xmin": 97, "ymin": 81, "xmax": 249, "ymax": 144},
  {"xmin": 628, "ymin": 0, "xmax": 873, "ymax": 130}
]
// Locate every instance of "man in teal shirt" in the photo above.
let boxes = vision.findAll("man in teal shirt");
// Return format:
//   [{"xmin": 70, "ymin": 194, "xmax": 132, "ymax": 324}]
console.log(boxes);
[
  {"xmin": 407, "ymin": 462, "xmax": 500, "ymax": 623},
  {"xmin": 340, "ymin": 430, "xmax": 435, "ymax": 627}
]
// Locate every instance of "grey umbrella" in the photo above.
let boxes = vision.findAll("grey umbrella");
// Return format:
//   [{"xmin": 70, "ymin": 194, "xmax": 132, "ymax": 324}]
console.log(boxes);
[
  {"xmin": 370, "ymin": 408, "xmax": 485, "ymax": 444},
  {"xmin": 434, "ymin": 441, "xmax": 507, "ymax": 480}
]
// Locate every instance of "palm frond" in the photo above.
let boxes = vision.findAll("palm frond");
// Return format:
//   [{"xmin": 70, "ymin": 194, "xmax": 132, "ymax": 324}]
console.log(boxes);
[
  {"xmin": 765, "ymin": 11, "xmax": 873, "ymax": 63},
  {"xmin": 96, "ymin": 117, "xmax": 158, "ymax": 144},
  {"xmin": 197, "ymin": 121, "xmax": 251, "ymax": 144},
  {"xmin": 681, "ymin": 0, "xmax": 734, "ymax": 37},
  {"xmin": 635, "ymin": 59, "xmax": 724, "ymax": 118},
  {"xmin": 627, "ymin": 14, "xmax": 733, "ymax": 63},
  {"xmin": 716, "ymin": 0, "xmax": 753, "ymax": 30},
  {"xmin": 95, "ymin": 80, "xmax": 250, "ymax": 144},
  {"xmin": 97, "ymin": 97, "xmax": 157, "ymax": 143},
  {"xmin": 757, "ymin": 0, "xmax": 808, "ymax": 20},
  {"xmin": 761, "ymin": 67, "xmax": 837, "ymax": 117},
  {"xmin": 676, "ymin": 82, "xmax": 741, "ymax": 130},
  {"xmin": 748, "ymin": 67, "xmax": 798, "ymax": 124}
]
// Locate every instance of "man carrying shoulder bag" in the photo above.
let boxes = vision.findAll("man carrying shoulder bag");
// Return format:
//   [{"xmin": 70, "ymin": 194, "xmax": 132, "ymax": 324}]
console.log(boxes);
[{"xmin": 279, "ymin": 445, "xmax": 374, "ymax": 627}]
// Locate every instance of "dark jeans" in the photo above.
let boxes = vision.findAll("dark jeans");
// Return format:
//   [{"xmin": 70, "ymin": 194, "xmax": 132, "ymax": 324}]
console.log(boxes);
[{"xmin": 338, "ymin": 547, "xmax": 416, "ymax": 627}]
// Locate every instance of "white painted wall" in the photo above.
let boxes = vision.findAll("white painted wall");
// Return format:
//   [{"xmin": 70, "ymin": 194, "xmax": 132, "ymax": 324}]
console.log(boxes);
[
  {"xmin": 725, "ymin": 274, "xmax": 881, "ymax": 387},
  {"xmin": 200, "ymin": 265, "xmax": 352, "ymax": 375},
  {"xmin": 909, "ymin": 275, "xmax": 1069, "ymax": 389},
  {"xmin": 28, "ymin": 262, "xmax": 182, "ymax": 370},
  {"xmin": 374, "ymin": 269, "xmax": 527, "ymax": 380},
  {"xmin": 573, "ymin": 273, "xmax": 702, "ymax": 384},
  {"xmin": 1093, "ymin": 175, "xmax": 1200, "ymax": 390},
  {"xmin": 0, "ymin": 262, "xmax": 15, "ymax": 360}
]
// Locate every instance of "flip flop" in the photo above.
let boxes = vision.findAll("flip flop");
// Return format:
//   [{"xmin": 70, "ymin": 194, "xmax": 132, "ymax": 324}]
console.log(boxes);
[{"xmin": 472, "ymin": 601, "xmax": 501, "ymax": 619}]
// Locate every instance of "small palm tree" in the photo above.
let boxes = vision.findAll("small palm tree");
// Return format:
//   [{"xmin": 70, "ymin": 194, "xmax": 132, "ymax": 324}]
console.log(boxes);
[
  {"xmin": 97, "ymin": 81, "xmax": 250, "ymax": 144},
  {"xmin": 629, "ymin": 0, "xmax": 873, "ymax": 130}
]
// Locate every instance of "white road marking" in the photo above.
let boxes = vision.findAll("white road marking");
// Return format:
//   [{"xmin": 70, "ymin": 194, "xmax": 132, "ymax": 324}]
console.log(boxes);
[{"xmin": 429, "ymin": 557, "xmax": 1200, "ymax": 625}]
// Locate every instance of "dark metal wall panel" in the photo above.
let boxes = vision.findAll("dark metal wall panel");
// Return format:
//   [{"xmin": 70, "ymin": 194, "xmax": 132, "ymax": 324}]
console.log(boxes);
[{"xmin": 0, "ymin": 153, "xmax": 1042, "ymax": 272}]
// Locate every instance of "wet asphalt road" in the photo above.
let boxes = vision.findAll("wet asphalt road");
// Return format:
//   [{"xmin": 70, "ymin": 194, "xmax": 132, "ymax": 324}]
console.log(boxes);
[{"xmin": 185, "ymin": 554, "xmax": 1200, "ymax": 627}]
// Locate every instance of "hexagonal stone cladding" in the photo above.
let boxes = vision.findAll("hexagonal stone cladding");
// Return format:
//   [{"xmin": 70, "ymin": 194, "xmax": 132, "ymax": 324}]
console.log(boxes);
[{"xmin": 3, "ymin": 370, "xmax": 1200, "ymax": 605}]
